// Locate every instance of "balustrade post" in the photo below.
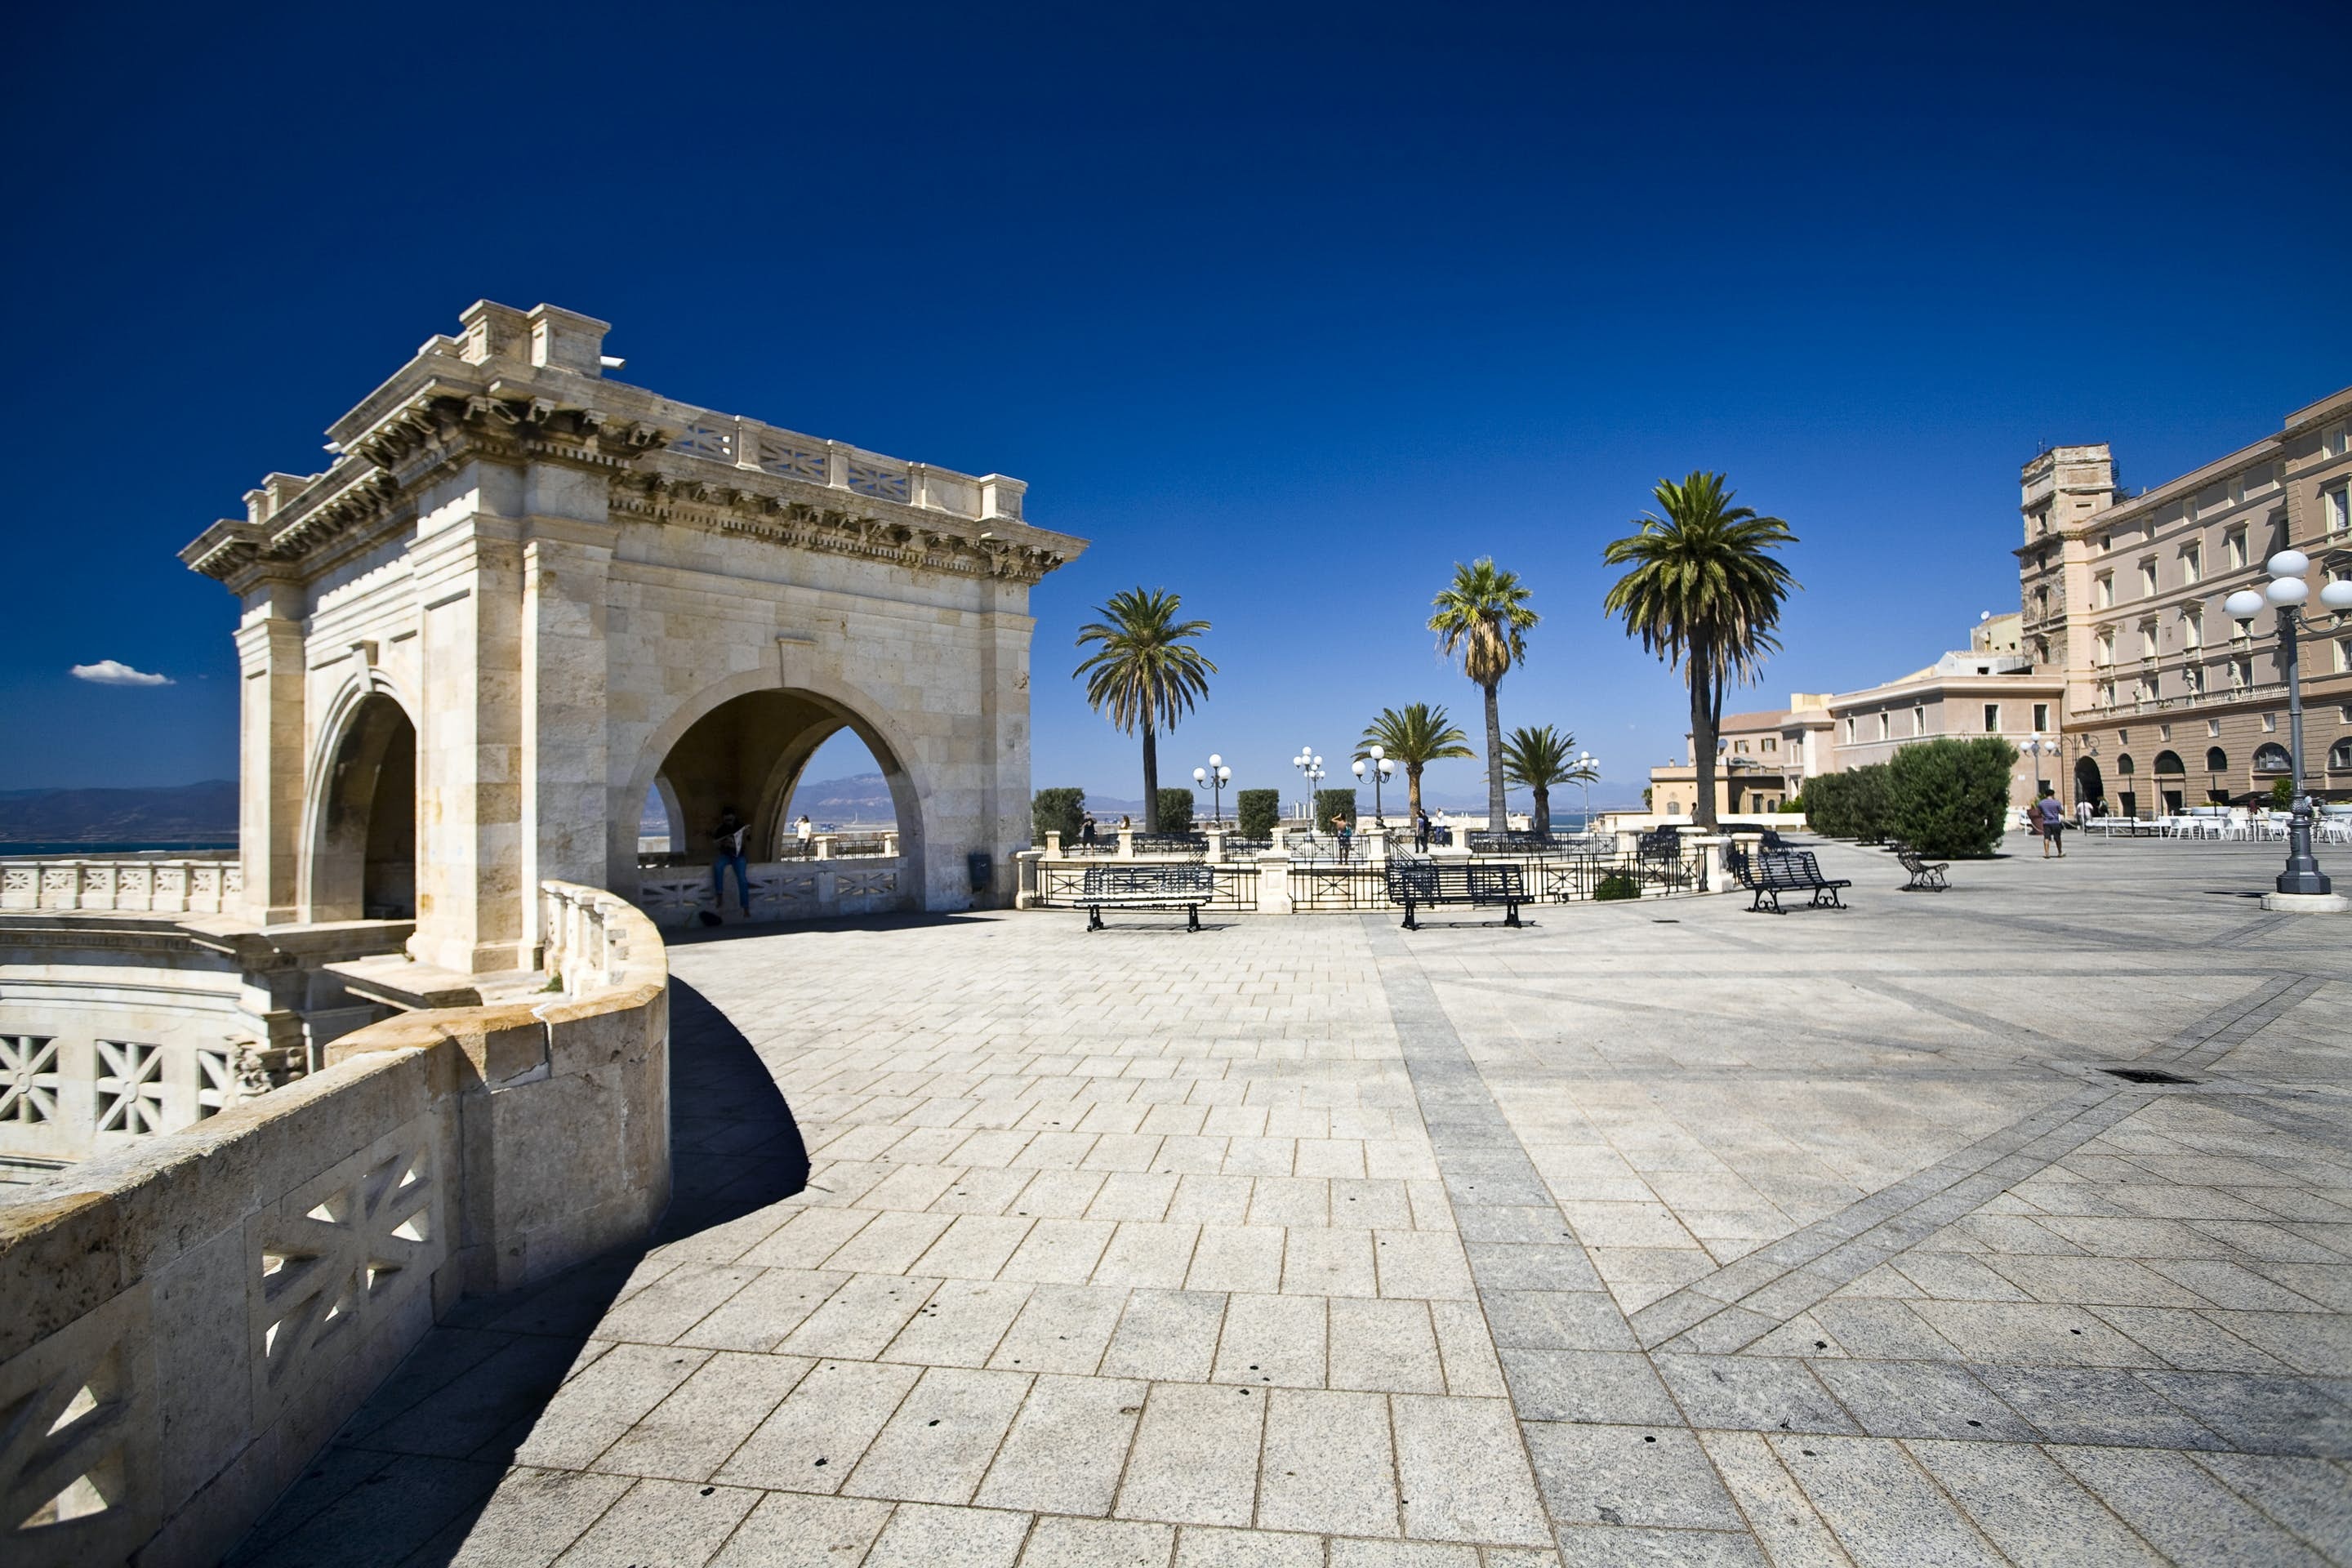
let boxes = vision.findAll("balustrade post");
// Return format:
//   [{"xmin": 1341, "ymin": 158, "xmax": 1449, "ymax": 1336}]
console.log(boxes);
[
  {"xmin": 1259, "ymin": 853, "xmax": 1294, "ymax": 914},
  {"xmin": 1044, "ymin": 831, "xmax": 1062, "ymax": 856},
  {"xmin": 814, "ymin": 834, "xmax": 835, "ymax": 861},
  {"xmin": 1116, "ymin": 828, "xmax": 1135, "ymax": 858},
  {"xmin": 1015, "ymin": 849, "xmax": 1044, "ymax": 909}
]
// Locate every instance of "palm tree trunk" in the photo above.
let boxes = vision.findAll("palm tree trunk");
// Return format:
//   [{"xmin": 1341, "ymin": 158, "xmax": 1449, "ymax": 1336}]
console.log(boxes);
[
  {"xmin": 1142, "ymin": 722, "xmax": 1159, "ymax": 828},
  {"xmin": 1482, "ymin": 683, "xmax": 1507, "ymax": 830},
  {"xmin": 1534, "ymin": 785, "xmax": 1550, "ymax": 835},
  {"xmin": 1406, "ymin": 764, "xmax": 1424, "ymax": 823},
  {"xmin": 1690, "ymin": 667, "xmax": 1717, "ymax": 831}
]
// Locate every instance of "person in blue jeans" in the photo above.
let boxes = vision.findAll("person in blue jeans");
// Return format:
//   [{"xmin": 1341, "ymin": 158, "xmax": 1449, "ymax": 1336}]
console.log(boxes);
[{"xmin": 710, "ymin": 808, "xmax": 751, "ymax": 913}]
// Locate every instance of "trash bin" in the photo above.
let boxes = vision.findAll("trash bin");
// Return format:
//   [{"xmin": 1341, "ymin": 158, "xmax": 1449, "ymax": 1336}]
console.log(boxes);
[{"xmin": 967, "ymin": 850, "xmax": 992, "ymax": 892}]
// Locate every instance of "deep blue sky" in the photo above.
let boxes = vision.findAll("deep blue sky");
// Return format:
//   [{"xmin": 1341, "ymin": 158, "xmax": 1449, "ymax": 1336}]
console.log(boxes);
[{"xmin": 5, "ymin": 2, "xmax": 2346, "ymax": 809}]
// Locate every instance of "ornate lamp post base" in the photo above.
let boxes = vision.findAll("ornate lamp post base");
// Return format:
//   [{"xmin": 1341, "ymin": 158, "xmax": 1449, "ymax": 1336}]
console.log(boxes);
[{"xmin": 2264, "ymin": 889, "xmax": 2349, "ymax": 913}]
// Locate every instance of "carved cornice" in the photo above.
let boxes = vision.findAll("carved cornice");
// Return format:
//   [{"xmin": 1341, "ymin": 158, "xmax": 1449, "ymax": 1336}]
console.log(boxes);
[{"xmin": 610, "ymin": 472, "xmax": 1068, "ymax": 585}]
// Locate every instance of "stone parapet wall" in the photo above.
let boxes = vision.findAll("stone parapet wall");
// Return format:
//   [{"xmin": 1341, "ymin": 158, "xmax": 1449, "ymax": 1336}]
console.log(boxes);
[
  {"xmin": 1, "ymin": 858, "xmax": 242, "ymax": 915},
  {"xmin": 0, "ymin": 881, "xmax": 670, "ymax": 1568}
]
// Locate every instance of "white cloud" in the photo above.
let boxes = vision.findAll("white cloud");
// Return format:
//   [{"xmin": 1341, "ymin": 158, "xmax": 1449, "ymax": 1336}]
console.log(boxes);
[{"xmin": 71, "ymin": 659, "xmax": 173, "ymax": 688}]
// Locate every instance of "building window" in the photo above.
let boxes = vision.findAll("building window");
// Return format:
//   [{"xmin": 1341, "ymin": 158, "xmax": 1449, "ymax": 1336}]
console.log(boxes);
[
  {"xmin": 2099, "ymin": 681, "xmax": 2116, "ymax": 708},
  {"xmin": 1762, "ymin": 737, "xmax": 1776, "ymax": 753},
  {"xmin": 2328, "ymin": 422, "xmax": 2351, "ymax": 458},
  {"xmin": 2141, "ymin": 622, "xmax": 2160, "ymax": 660},
  {"xmin": 2096, "ymin": 630, "xmax": 2116, "ymax": 666},
  {"xmin": 2140, "ymin": 560, "xmax": 2158, "ymax": 598},
  {"xmin": 1982, "ymin": 703, "xmax": 1999, "ymax": 733},
  {"xmin": 2253, "ymin": 742, "xmax": 2291, "ymax": 771},
  {"xmin": 2185, "ymin": 665, "xmax": 2205, "ymax": 695},
  {"xmin": 2227, "ymin": 529, "xmax": 2247, "ymax": 570},
  {"xmin": 2096, "ymin": 573, "xmax": 2115, "ymax": 609},
  {"xmin": 2033, "ymin": 702, "xmax": 2050, "ymax": 733},
  {"xmin": 2337, "ymin": 636, "xmax": 2352, "ymax": 675},
  {"xmin": 2327, "ymin": 483, "xmax": 2350, "ymax": 537},
  {"xmin": 2207, "ymin": 746, "xmax": 2229, "ymax": 773},
  {"xmin": 1844, "ymin": 717, "xmax": 1855, "ymax": 744},
  {"xmin": 1913, "ymin": 705, "xmax": 1926, "ymax": 736},
  {"xmin": 2262, "ymin": 711, "xmax": 2277, "ymax": 732},
  {"xmin": 2234, "ymin": 657, "xmax": 2253, "ymax": 688},
  {"xmin": 1877, "ymin": 713, "xmax": 1890, "ymax": 742},
  {"xmin": 2207, "ymin": 718, "xmax": 2221, "ymax": 737},
  {"xmin": 2181, "ymin": 543, "xmax": 2201, "ymax": 583},
  {"xmin": 2270, "ymin": 513, "xmax": 2290, "ymax": 557},
  {"xmin": 2181, "ymin": 610, "xmax": 2202, "ymax": 651},
  {"xmin": 2100, "ymin": 532, "xmax": 2113, "ymax": 553},
  {"xmin": 2332, "ymin": 738, "xmax": 2352, "ymax": 770}
]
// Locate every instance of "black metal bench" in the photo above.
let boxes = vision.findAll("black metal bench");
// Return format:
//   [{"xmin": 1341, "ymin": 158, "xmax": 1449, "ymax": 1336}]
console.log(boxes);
[
  {"xmin": 1465, "ymin": 831, "xmax": 1550, "ymax": 854},
  {"xmin": 1897, "ymin": 849, "xmax": 1949, "ymax": 891},
  {"xmin": 1076, "ymin": 863, "xmax": 1216, "ymax": 930},
  {"xmin": 1385, "ymin": 860, "xmax": 1527, "ymax": 929},
  {"xmin": 1743, "ymin": 849, "xmax": 1851, "ymax": 914}
]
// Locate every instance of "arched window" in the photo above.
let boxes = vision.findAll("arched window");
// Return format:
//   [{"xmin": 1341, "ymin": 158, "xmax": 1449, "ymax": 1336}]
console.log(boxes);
[
  {"xmin": 2205, "ymin": 747, "xmax": 2228, "ymax": 773},
  {"xmin": 2252, "ymin": 742, "xmax": 2292, "ymax": 773},
  {"xmin": 2153, "ymin": 751, "xmax": 2185, "ymax": 776},
  {"xmin": 2116, "ymin": 753, "xmax": 2136, "ymax": 777},
  {"xmin": 2329, "ymin": 739, "xmax": 2352, "ymax": 771}
]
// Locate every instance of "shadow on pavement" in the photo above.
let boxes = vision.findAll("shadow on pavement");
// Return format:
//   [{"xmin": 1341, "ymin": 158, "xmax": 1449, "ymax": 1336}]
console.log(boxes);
[{"xmin": 225, "ymin": 977, "xmax": 807, "ymax": 1567}]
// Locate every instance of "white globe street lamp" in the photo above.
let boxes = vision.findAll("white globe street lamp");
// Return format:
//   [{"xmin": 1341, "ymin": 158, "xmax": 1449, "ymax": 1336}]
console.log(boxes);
[
  {"xmin": 1293, "ymin": 750, "xmax": 1326, "ymax": 831},
  {"xmin": 1351, "ymin": 743, "xmax": 1396, "ymax": 826},
  {"xmin": 2226, "ymin": 550, "xmax": 2350, "ymax": 901},
  {"xmin": 1192, "ymin": 753, "xmax": 1232, "ymax": 829}
]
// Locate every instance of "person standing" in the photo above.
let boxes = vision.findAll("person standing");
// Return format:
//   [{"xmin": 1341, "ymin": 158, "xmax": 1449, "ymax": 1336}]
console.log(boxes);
[
  {"xmin": 1414, "ymin": 809, "xmax": 1431, "ymax": 853},
  {"xmin": 1080, "ymin": 811, "xmax": 1098, "ymax": 848},
  {"xmin": 1334, "ymin": 813, "xmax": 1354, "ymax": 862},
  {"xmin": 795, "ymin": 814, "xmax": 815, "ymax": 856},
  {"xmin": 711, "ymin": 808, "xmax": 752, "ymax": 913},
  {"xmin": 2034, "ymin": 789, "xmax": 2067, "ymax": 858}
]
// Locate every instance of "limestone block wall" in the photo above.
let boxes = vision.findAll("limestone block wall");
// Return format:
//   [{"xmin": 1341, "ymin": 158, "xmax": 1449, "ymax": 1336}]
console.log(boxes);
[{"xmin": 0, "ymin": 884, "xmax": 670, "ymax": 1568}]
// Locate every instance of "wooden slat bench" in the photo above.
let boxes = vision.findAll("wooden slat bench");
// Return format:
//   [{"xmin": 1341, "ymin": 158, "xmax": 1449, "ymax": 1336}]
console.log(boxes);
[
  {"xmin": 1384, "ymin": 861, "xmax": 1528, "ymax": 929},
  {"xmin": 1076, "ymin": 864, "xmax": 1216, "ymax": 931}
]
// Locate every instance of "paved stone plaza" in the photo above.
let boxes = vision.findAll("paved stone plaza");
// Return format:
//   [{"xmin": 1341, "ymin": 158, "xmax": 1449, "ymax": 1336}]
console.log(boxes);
[{"xmin": 231, "ymin": 836, "xmax": 2350, "ymax": 1566}]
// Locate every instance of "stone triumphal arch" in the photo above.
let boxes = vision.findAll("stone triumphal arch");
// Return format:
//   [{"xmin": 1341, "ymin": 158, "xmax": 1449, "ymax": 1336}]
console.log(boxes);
[{"xmin": 185, "ymin": 301, "xmax": 1083, "ymax": 974}]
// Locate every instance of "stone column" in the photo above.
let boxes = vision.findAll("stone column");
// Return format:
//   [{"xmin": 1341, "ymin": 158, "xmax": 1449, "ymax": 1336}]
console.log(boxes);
[
  {"xmin": 1258, "ymin": 853, "xmax": 1294, "ymax": 914},
  {"xmin": 974, "ymin": 593, "xmax": 1036, "ymax": 910},
  {"xmin": 408, "ymin": 462, "xmax": 529, "ymax": 974},
  {"xmin": 517, "ymin": 498, "xmax": 617, "ymax": 961},
  {"xmin": 233, "ymin": 577, "xmax": 306, "ymax": 925}
]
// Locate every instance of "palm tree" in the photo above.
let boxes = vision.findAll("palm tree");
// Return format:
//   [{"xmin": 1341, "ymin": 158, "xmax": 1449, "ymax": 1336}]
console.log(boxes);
[
  {"xmin": 1428, "ymin": 559, "xmax": 1539, "ymax": 831},
  {"xmin": 1357, "ymin": 703, "xmax": 1473, "ymax": 824},
  {"xmin": 1499, "ymin": 725, "xmax": 1597, "ymax": 835},
  {"xmin": 1602, "ymin": 471, "xmax": 1797, "ymax": 831},
  {"xmin": 1074, "ymin": 588, "xmax": 1216, "ymax": 824}
]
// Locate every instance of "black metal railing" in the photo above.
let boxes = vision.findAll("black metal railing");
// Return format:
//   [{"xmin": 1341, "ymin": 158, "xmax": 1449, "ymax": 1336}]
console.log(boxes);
[{"xmin": 1037, "ymin": 862, "xmax": 1258, "ymax": 911}]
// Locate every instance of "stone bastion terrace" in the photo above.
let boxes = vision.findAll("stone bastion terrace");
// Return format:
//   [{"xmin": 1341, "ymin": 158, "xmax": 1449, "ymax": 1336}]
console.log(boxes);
[{"xmin": 2, "ymin": 304, "xmax": 2349, "ymax": 1568}]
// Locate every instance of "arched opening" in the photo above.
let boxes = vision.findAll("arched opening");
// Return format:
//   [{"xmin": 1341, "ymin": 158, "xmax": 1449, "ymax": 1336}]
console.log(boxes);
[
  {"xmin": 2330, "ymin": 739, "xmax": 2352, "ymax": 772},
  {"xmin": 2152, "ymin": 751, "xmax": 2186, "ymax": 814},
  {"xmin": 2115, "ymin": 753, "xmax": 2136, "ymax": 820},
  {"xmin": 2074, "ymin": 757, "xmax": 2105, "ymax": 813},
  {"xmin": 638, "ymin": 687, "xmax": 920, "ymax": 922},
  {"xmin": 2253, "ymin": 742, "xmax": 2292, "ymax": 773},
  {"xmin": 311, "ymin": 692, "xmax": 416, "ymax": 921},
  {"xmin": 2205, "ymin": 746, "xmax": 2229, "ymax": 774}
]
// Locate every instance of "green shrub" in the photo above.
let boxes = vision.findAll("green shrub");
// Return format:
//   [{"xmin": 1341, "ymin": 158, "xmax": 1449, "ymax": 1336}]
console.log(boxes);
[
  {"xmin": 1236, "ymin": 788, "xmax": 1281, "ymax": 839},
  {"xmin": 1313, "ymin": 788, "xmax": 1359, "ymax": 833},
  {"xmin": 1031, "ymin": 787, "xmax": 1085, "ymax": 846},
  {"xmin": 1886, "ymin": 737, "xmax": 2018, "ymax": 858},
  {"xmin": 2270, "ymin": 775, "xmax": 2296, "ymax": 808},
  {"xmin": 1153, "ymin": 788, "xmax": 1195, "ymax": 834},
  {"xmin": 1594, "ymin": 871, "xmax": 1640, "ymax": 901},
  {"xmin": 1803, "ymin": 764, "xmax": 1894, "ymax": 842}
]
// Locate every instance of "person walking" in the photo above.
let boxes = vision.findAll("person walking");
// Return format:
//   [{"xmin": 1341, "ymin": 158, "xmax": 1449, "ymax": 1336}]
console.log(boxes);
[
  {"xmin": 795, "ymin": 814, "xmax": 814, "ymax": 856},
  {"xmin": 711, "ymin": 808, "xmax": 752, "ymax": 913},
  {"xmin": 1414, "ymin": 809, "xmax": 1431, "ymax": 853},
  {"xmin": 2034, "ymin": 789, "xmax": 2067, "ymax": 858}
]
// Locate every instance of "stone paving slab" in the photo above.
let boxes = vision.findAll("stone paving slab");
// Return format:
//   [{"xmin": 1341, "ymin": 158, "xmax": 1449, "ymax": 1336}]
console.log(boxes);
[{"xmin": 237, "ymin": 836, "xmax": 2352, "ymax": 1566}]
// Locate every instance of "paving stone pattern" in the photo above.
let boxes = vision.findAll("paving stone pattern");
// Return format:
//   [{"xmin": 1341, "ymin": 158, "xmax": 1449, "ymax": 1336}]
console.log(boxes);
[{"xmin": 236, "ymin": 837, "xmax": 2352, "ymax": 1566}]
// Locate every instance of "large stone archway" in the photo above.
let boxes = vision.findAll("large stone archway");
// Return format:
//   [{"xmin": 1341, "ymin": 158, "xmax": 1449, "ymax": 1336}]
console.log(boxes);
[
  {"xmin": 186, "ymin": 300, "xmax": 1084, "ymax": 973},
  {"xmin": 305, "ymin": 688, "xmax": 417, "ymax": 922}
]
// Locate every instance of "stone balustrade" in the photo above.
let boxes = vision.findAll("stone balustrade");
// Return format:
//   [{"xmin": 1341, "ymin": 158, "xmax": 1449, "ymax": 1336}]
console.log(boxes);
[
  {"xmin": 661, "ymin": 408, "xmax": 1027, "ymax": 523},
  {"xmin": 633, "ymin": 856, "xmax": 911, "ymax": 927},
  {"xmin": 0, "ymin": 880, "xmax": 670, "ymax": 1568},
  {"xmin": 0, "ymin": 857, "xmax": 241, "ymax": 915}
]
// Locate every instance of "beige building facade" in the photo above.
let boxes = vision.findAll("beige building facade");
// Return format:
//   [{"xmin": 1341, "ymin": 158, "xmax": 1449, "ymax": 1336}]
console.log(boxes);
[
  {"xmin": 2019, "ymin": 388, "xmax": 2352, "ymax": 816},
  {"xmin": 183, "ymin": 301, "xmax": 1082, "ymax": 975}
]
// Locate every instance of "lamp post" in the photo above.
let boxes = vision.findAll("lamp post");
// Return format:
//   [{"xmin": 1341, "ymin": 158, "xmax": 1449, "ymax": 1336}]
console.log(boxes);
[
  {"xmin": 2021, "ymin": 737, "xmax": 2060, "ymax": 805},
  {"xmin": 1192, "ymin": 755, "xmax": 1232, "ymax": 828},
  {"xmin": 1575, "ymin": 751, "xmax": 1596, "ymax": 829},
  {"xmin": 2226, "ymin": 551, "xmax": 2352, "ymax": 902},
  {"xmin": 1351, "ymin": 746, "xmax": 1396, "ymax": 826},
  {"xmin": 1292, "ymin": 748, "xmax": 1325, "ymax": 830}
]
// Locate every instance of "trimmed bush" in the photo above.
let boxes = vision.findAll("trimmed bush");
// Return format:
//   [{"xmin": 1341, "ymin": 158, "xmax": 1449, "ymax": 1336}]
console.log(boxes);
[
  {"xmin": 1153, "ymin": 788, "xmax": 1195, "ymax": 834},
  {"xmin": 1803, "ymin": 764, "xmax": 1893, "ymax": 842},
  {"xmin": 1031, "ymin": 787, "xmax": 1085, "ymax": 846},
  {"xmin": 1594, "ymin": 871, "xmax": 1640, "ymax": 901},
  {"xmin": 2270, "ymin": 775, "xmax": 2296, "ymax": 808},
  {"xmin": 1313, "ymin": 788, "xmax": 1359, "ymax": 833},
  {"xmin": 1236, "ymin": 788, "xmax": 1281, "ymax": 839},
  {"xmin": 1887, "ymin": 737, "xmax": 2019, "ymax": 858}
]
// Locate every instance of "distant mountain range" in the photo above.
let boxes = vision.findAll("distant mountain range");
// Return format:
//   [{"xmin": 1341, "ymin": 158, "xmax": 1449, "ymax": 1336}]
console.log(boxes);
[
  {"xmin": 0, "ymin": 782, "xmax": 238, "ymax": 844},
  {"xmin": 640, "ymin": 772, "xmax": 903, "ymax": 834}
]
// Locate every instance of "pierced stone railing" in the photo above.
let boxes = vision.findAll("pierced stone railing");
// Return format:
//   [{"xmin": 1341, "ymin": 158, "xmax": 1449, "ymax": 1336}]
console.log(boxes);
[
  {"xmin": 0, "ymin": 881, "xmax": 670, "ymax": 1568},
  {"xmin": 632, "ymin": 856, "xmax": 910, "ymax": 928},
  {"xmin": 0, "ymin": 857, "xmax": 241, "ymax": 914},
  {"xmin": 660, "ymin": 412, "xmax": 1026, "ymax": 523}
]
